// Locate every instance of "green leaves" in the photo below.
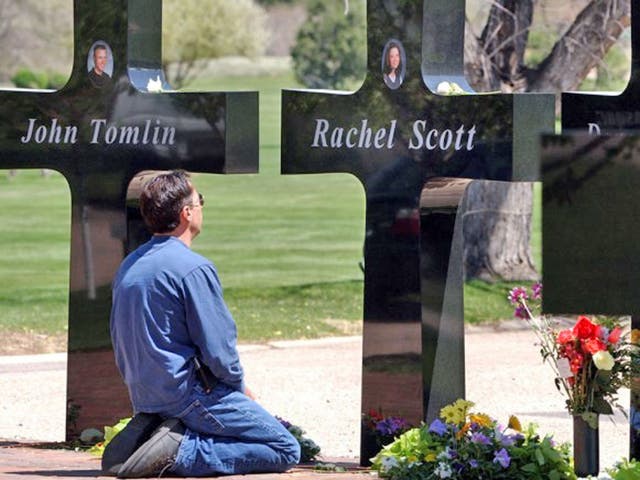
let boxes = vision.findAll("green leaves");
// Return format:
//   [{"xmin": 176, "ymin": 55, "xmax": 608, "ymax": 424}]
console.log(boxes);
[
  {"xmin": 580, "ymin": 411, "xmax": 599, "ymax": 430},
  {"xmin": 607, "ymin": 458, "xmax": 640, "ymax": 480}
]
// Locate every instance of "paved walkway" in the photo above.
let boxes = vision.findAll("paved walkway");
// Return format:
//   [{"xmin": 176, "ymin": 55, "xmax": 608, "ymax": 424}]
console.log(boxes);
[{"xmin": 0, "ymin": 325, "xmax": 633, "ymax": 478}]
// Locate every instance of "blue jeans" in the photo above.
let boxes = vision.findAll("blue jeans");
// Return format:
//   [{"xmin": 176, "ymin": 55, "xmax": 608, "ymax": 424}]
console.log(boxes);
[{"xmin": 160, "ymin": 382, "xmax": 301, "ymax": 476}]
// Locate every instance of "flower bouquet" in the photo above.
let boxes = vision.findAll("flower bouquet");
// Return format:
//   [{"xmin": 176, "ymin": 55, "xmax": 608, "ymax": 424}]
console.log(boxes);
[
  {"xmin": 509, "ymin": 283, "xmax": 640, "ymax": 476},
  {"xmin": 371, "ymin": 399, "xmax": 575, "ymax": 479},
  {"xmin": 363, "ymin": 409, "xmax": 412, "ymax": 447},
  {"xmin": 508, "ymin": 283, "xmax": 640, "ymax": 427}
]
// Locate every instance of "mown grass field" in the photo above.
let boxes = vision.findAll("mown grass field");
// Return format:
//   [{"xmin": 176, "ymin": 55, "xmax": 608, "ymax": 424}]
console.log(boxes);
[{"xmin": 0, "ymin": 70, "xmax": 540, "ymax": 350}]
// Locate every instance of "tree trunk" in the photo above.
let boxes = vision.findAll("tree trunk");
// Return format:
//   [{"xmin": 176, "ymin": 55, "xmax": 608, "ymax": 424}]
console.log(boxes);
[
  {"xmin": 528, "ymin": 0, "xmax": 630, "ymax": 92},
  {"xmin": 475, "ymin": 0, "xmax": 534, "ymax": 92},
  {"xmin": 462, "ymin": 182, "xmax": 538, "ymax": 282}
]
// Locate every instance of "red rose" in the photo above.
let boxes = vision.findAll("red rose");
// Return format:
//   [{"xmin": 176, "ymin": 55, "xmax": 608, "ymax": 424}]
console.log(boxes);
[
  {"xmin": 608, "ymin": 327, "xmax": 622, "ymax": 344},
  {"xmin": 557, "ymin": 330, "xmax": 574, "ymax": 345},
  {"xmin": 583, "ymin": 338, "xmax": 606, "ymax": 354},
  {"xmin": 573, "ymin": 316, "xmax": 599, "ymax": 340}
]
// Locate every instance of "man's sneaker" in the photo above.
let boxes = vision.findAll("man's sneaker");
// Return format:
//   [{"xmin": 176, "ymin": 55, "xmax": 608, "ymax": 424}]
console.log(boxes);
[
  {"xmin": 117, "ymin": 418, "xmax": 185, "ymax": 478},
  {"xmin": 102, "ymin": 413, "xmax": 163, "ymax": 475}
]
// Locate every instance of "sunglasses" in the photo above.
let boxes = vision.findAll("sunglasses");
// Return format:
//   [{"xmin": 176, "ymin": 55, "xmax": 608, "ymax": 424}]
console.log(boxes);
[{"xmin": 187, "ymin": 193, "xmax": 204, "ymax": 208}]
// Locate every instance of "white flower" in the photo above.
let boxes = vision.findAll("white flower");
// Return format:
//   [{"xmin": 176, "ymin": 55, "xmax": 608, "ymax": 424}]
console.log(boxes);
[
  {"xmin": 146, "ymin": 75, "xmax": 163, "ymax": 93},
  {"xmin": 436, "ymin": 81, "xmax": 452, "ymax": 95},
  {"xmin": 380, "ymin": 455, "xmax": 399, "ymax": 472},
  {"xmin": 593, "ymin": 350, "xmax": 615, "ymax": 370},
  {"xmin": 436, "ymin": 81, "xmax": 464, "ymax": 95},
  {"xmin": 434, "ymin": 461, "xmax": 452, "ymax": 478}
]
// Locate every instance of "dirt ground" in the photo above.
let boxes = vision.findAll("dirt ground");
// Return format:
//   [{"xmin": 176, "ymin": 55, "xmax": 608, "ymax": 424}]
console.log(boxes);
[{"xmin": 0, "ymin": 331, "xmax": 67, "ymax": 355}]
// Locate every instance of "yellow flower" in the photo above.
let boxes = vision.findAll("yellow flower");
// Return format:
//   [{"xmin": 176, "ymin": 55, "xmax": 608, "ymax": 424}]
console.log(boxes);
[
  {"xmin": 470, "ymin": 413, "xmax": 492, "ymax": 428},
  {"xmin": 424, "ymin": 452, "xmax": 437, "ymax": 462},
  {"xmin": 508, "ymin": 415, "xmax": 522, "ymax": 432},
  {"xmin": 440, "ymin": 399, "xmax": 475, "ymax": 425},
  {"xmin": 632, "ymin": 329, "xmax": 640, "ymax": 344}
]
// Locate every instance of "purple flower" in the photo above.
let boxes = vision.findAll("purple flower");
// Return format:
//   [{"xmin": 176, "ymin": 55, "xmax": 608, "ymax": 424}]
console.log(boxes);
[
  {"xmin": 508, "ymin": 287, "xmax": 528, "ymax": 305},
  {"xmin": 493, "ymin": 448, "xmax": 511, "ymax": 469},
  {"xmin": 452, "ymin": 461, "xmax": 465, "ymax": 474},
  {"xmin": 468, "ymin": 459, "xmax": 479, "ymax": 469},
  {"xmin": 499, "ymin": 434, "xmax": 517, "ymax": 447},
  {"xmin": 514, "ymin": 305, "xmax": 528, "ymax": 319},
  {"xmin": 437, "ymin": 447, "xmax": 457, "ymax": 460},
  {"xmin": 532, "ymin": 282, "xmax": 542, "ymax": 300},
  {"xmin": 470, "ymin": 432, "xmax": 491, "ymax": 445},
  {"xmin": 276, "ymin": 416, "xmax": 292, "ymax": 429},
  {"xmin": 375, "ymin": 417, "xmax": 409, "ymax": 436},
  {"xmin": 428, "ymin": 418, "xmax": 448, "ymax": 436}
]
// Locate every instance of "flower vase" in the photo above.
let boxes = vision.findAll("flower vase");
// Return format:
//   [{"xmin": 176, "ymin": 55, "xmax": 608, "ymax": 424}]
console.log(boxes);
[
  {"xmin": 573, "ymin": 415, "xmax": 599, "ymax": 477},
  {"xmin": 360, "ymin": 423, "xmax": 378, "ymax": 467}
]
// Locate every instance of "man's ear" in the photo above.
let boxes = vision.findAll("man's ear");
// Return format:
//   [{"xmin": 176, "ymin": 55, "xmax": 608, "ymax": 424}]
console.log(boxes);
[{"xmin": 179, "ymin": 204, "xmax": 192, "ymax": 222}]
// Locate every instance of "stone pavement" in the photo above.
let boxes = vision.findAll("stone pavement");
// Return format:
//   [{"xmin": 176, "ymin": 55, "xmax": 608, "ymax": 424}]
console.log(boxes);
[
  {"xmin": 0, "ymin": 325, "xmax": 634, "ymax": 477},
  {"xmin": 0, "ymin": 442, "xmax": 366, "ymax": 479}
]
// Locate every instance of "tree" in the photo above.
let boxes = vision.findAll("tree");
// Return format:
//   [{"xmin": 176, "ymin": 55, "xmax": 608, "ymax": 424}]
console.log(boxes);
[
  {"xmin": 465, "ymin": 0, "xmax": 630, "ymax": 93},
  {"xmin": 462, "ymin": 0, "xmax": 630, "ymax": 281},
  {"xmin": 290, "ymin": 0, "xmax": 366, "ymax": 90},
  {"xmin": 162, "ymin": 0, "xmax": 270, "ymax": 88}
]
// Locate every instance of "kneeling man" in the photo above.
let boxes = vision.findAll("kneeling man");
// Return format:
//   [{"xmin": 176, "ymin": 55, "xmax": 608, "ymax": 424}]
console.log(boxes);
[{"xmin": 104, "ymin": 170, "xmax": 300, "ymax": 477}]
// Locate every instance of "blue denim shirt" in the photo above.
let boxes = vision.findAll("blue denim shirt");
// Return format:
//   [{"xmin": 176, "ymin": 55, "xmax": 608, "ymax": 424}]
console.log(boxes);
[{"xmin": 110, "ymin": 236, "xmax": 244, "ymax": 413}]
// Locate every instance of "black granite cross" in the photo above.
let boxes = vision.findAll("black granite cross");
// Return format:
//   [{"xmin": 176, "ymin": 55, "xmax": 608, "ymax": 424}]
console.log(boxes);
[
  {"xmin": 281, "ymin": 0, "xmax": 554, "ymax": 463},
  {"xmin": 542, "ymin": 2, "xmax": 640, "ymax": 460},
  {"xmin": 0, "ymin": 0, "xmax": 258, "ymax": 436}
]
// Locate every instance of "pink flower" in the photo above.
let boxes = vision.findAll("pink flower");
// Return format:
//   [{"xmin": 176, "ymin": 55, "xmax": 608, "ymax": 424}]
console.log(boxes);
[
  {"xmin": 557, "ymin": 330, "xmax": 574, "ymax": 345},
  {"xmin": 532, "ymin": 283, "xmax": 542, "ymax": 300},
  {"xmin": 608, "ymin": 327, "xmax": 622, "ymax": 344},
  {"xmin": 508, "ymin": 287, "xmax": 528, "ymax": 306}
]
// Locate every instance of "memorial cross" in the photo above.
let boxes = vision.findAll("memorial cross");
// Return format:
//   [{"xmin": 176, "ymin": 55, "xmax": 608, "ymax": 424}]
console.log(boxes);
[
  {"xmin": 0, "ymin": 0, "xmax": 258, "ymax": 436},
  {"xmin": 281, "ymin": 0, "xmax": 553, "ymax": 463},
  {"xmin": 542, "ymin": 2, "xmax": 640, "ymax": 459}
]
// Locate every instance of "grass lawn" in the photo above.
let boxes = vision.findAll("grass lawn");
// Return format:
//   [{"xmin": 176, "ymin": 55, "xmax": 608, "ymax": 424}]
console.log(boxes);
[{"xmin": 0, "ymin": 68, "xmax": 541, "ymax": 349}]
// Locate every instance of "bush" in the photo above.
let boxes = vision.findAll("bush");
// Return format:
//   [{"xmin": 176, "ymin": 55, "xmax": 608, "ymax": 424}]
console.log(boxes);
[
  {"xmin": 291, "ymin": 0, "xmax": 366, "ymax": 90},
  {"xmin": 11, "ymin": 69, "xmax": 48, "ymax": 89},
  {"xmin": 11, "ymin": 69, "xmax": 67, "ymax": 90},
  {"xmin": 47, "ymin": 72, "xmax": 69, "ymax": 89}
]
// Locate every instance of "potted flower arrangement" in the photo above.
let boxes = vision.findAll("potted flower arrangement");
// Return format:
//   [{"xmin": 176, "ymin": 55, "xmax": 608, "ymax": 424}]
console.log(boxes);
[
  {"xmin": 508, "ymin": 283, "xmax": 640, "ymax": 476},
  {"xmin": 361, "ymin": 409, "xmax": 412, "ymax": 465},
  {"xmin": 371, "ymin": 398, "xmax": 575, "ymax": 479}
]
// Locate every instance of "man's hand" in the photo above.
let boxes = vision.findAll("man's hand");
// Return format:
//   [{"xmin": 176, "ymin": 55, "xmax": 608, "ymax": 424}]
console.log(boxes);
[{"xmin": 244, "ymin": 385, "xmax": 257, "ymax": 400}]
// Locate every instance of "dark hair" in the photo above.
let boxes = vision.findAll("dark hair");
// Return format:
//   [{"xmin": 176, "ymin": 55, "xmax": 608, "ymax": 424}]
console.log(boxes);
[
  {"xmin": 139, "ymin": 170, "xmax": 193, "ymax": 234},
  {"xmin": 94, "ymin": 44, "xmax": 107, "ymax": 54},
  {"xmin": 384, "ymin": 41, "xmax": 402, "ymax": 75}
]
